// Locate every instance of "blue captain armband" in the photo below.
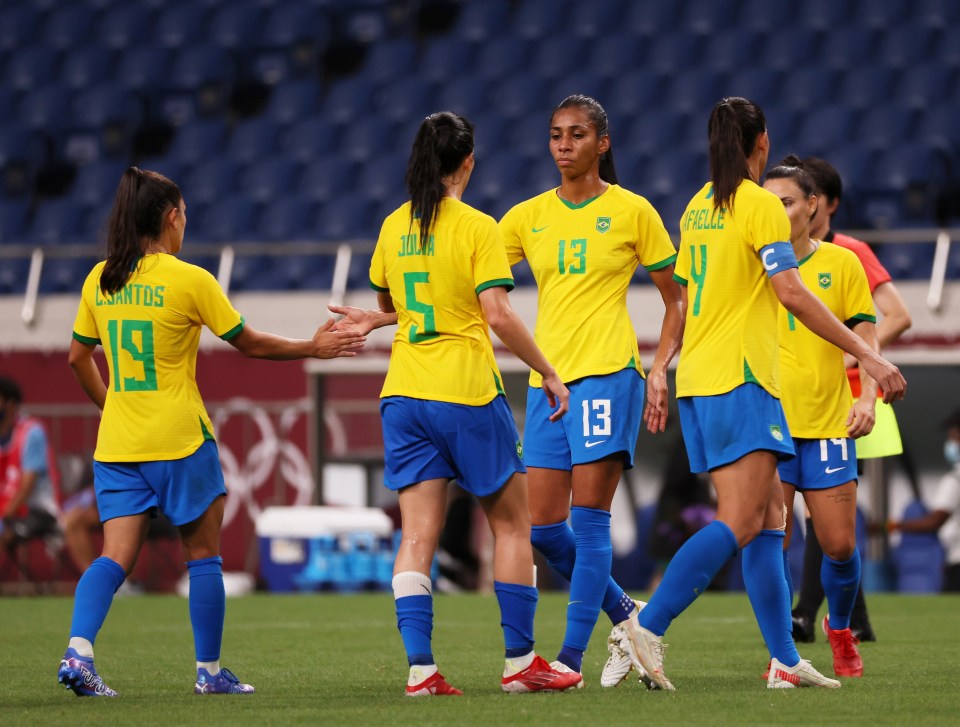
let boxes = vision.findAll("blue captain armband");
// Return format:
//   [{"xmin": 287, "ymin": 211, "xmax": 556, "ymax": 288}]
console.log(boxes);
[{"xmin": 759, "ymin": 241, "xmax": 798, "ymax": 278}]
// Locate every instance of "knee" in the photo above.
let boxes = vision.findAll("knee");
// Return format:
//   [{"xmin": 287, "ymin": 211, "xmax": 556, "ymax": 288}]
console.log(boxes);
[{"xmin": 820, "ymin": 533, "xmax": 856, "ymax": 562}]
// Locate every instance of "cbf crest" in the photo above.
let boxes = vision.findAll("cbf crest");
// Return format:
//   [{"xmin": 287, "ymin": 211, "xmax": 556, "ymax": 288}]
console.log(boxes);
[
  {"xmin": 596, "ymin": 216, "xmax": 611, "ymax": 233},
  {"xmin": 818, "ymin": 272, "xmax": 832, "ymax": 289}
]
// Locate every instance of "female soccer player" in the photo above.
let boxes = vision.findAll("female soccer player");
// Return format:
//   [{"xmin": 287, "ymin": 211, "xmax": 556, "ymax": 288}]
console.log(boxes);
[
  {"xmin": 626, "ymin": 97, "xmax": 905, "ymax": 691},
  {"xmin": 763, "ymin": 156, "xmax": 877, "ymax": 678},
  {"xmin": 498, "ymin": 95, "xmax": 683, "ymax": 685},
  {"xmin": 329, "ymin": 111, "xmax": 581, "ymax": 696},
  {"xmin": 58, "ymin": 167, "xmax": 366, "ymax": 697}
]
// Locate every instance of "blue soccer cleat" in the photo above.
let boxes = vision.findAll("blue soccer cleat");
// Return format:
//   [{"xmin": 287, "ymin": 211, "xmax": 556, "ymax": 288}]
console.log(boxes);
[
  {"xmin": 194, "ymin": 667, "xmax": 255, "ymax": 694},
  {"xmin": 57, "ymin": 648, "xmax": 119, "ymax": 697}
]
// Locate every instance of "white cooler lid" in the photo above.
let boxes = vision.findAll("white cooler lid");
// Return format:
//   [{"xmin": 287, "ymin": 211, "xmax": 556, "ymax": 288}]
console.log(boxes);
[{"xmin": 255, "ymin": 506, "xmax": 394, "ymax": 538}]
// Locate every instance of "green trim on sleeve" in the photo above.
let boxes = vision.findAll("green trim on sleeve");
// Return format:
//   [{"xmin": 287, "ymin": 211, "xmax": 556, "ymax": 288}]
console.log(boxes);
[
  {"xmin": 845, "ymin": 313, "xmax": 877, "ymax": 327},
  {"xmin": 644, "ymin": 254, "xmax": 678, "ymax": 272},
  {"xmin": 220, "ymin": 316, "xmax": 246, "ymax": 341},
  {"xmin": 476, "ymin": 278, "xmax": 515, "ymax": 295},
  {"xmin": 370, "ymin": 281, "xmax": 389, "ymax": 293},
  {"xmin": 72, "ymin": 332, "xmax": 100, "ymax": 345},
  {"xmin": 672, "ymin": 273, "xmax": 688, "ymax": 286}
]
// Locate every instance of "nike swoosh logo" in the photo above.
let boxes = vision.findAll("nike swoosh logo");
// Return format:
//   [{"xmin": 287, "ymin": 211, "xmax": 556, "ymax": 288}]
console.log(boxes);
[
  {"xmin": 568, "ymin": 600, "xmax": 582, "ymax": 606},
  {"xmin": 584, "ymin": 440, "xmax": 607, "ymax": 448},
  {"xmin": 531, "ymin": 226, "xmax": 549, "ymax": 233},
  {"xmin": 824, "ymin": 466, "xmax": 844, "ymax": 474}
]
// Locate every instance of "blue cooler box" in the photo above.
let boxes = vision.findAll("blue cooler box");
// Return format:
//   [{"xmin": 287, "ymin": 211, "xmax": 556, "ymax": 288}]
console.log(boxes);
[{"xmin": 256, "ymin": 506, "xmax": 396, "ymax": 592}]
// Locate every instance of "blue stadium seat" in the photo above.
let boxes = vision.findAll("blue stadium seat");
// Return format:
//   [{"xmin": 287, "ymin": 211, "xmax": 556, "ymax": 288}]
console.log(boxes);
[
  {"xmin": 0, "ymin": 198, "xmax": 31, "ymax": 243},
  {"xmin": 280, "ymin": 117, "xmax": 340, "ymax": 164},
  {"xmin": 417, "ymin": 37, "xmax": 477, "ymax": 84},
  {"xmin": 567, "ymin": 0, "xmax": 627, "ymax": 38},
  {"xmin": 468, "ymin": 152, "xmax": 529, "ymax": 210},
  {"xmin": 193, "ymin": 194, "xmax": 259, "ymax": 243},
  {"xmin": 374, "ymin": 77, "xmax": 435, "ymax": 124},
  {"xmin": 678, "ymin": 0, "xmax": 740, "ymax": 35},
  {"xmin": 900, "ymin": 64, "xmax": 958, "ymax": 111},
  {"xmin": 260, "ymin": 3, "xmax": 331, "ymax": 47},
  {"xmin": 225, "ymin": 117, "xmax": 282, "ymax": 165},
  {"xmin": 315, "ymin": 198, "xmax": 376, "ymax": 241},
  {"xmin": 299, "ymin": 156, "xmax": 359, "ymax": 204},
  {"xmin": 354, "ymin": 151, "xmax": 407, "ymax": 204},
  {"xmin": 339, "ymin": 117, "xmax": 397, "ymax": 163},
  {"xmin": 489, "ymin": 77, "xmax": 549, "ymax": 121},
  {"xmin": 70, "ymin": 160, "xmax": 129, "ymax": 209},
  {"xmin": 530, "ymin": 37, "xmax": 590, "ymax": 82},
  {"xmin": 17, "ymin": 84, "xmax": 73, "ymax": 135},
  {"xmin": 761, "ymin": 107, "xmax": 800, "ymax": 150},
  {"xmin": 644, "ymin": 32, "xmax": 705, "ymax": 75},
  {"xmin": 169, "ymin": 44, "xmax": 238, "ymax": 91},
  {"xmin": 605, "ymin": 70, "xmax": 666, "ymax": 120},
  {"xmin": 819, "ymin": 29, "xmax": 876, "ymax": 71},
  {"xmin": 39, "ymin": 257, "xmax": 100, "ymax": 295},
  {"xmin": 512, "ymin": 0, "xmax": 568, "ymax": 39},
  {"xmin": 835, "ymin": 66, "xmax": 898, "ymax": 111},
  {"xmin": 69, "ymin": 85, "xmax": 143, "ymax": 161},
  {"xmin": 588, "ymin": 32, "xmax": 647, "ymax": 80},
  {"xmin": 433, "ymin": 77, "xmax": 490, "ymax": 120},
  {"xmin": 874, "ymin": 242, "xmax": 936, "ymax": 279},
  {"xmin": 0, "ymin": 256, "xmax": 30, "ymax": 294},
  {"xmin": 859, "ymin": 0, "xmax": 913, "ymax": 29},
  {"xmin": 760, "ymin": 28, "xmax": 822, "ymax": 73},
  {"xmin": 346, "ymin": 249, "xmax": 375, "ymax": 289},
  {"xmin": 183, "ymin": 157, "xmax": 241, "ymax": 207},
  {"xmin": 115, "ymin": 45, "xmax": 173, "ymax": 92},
  {"xmin": 632, "ymin": 150, "xmax": 703, "ymax": 201},
  {"xmin": 0, "ymin": 4, "xmax": 42, "ymax": 53},
  {"xmin": 29, "ymin": 198, "xmax": 88, "ymax": 247},
  {"xmin": 872, "ymin": 142, "xmax": 944, "ymax": 191},
  {"xmin": 320, "ymin": 77, "xmax": 378, "ymax": 127},
  {"xmin": 451, "ymin": 0, "xmax": 512, "ymax": 42},
  {"xmin": 271, "ymin": 255, "xmax": 337, "ymax": 291},
  {"xmin": 263, "ymin": 79, "xmax": 323, "ymax": 125},
  {"xmin": 7, "ymin": 46, "xmax": 60, "ymax": 93},
  {"xmin": 362, "ymin": 39, "xmax": 418, "ymax": 86},
  {"xmin": 42, "ymin": 4, "xmax": 97, "ymax": 51},
  {"xmin": 139, "ymin": 158, "xmax": 185, "ymax": 187},
  {"xmin": 229, "ymin": 253, "xmax": 275, "ymax": 292},
  {"xmin": 664, "ymin": 70, "xmax": 727, "ymax": 116},
  {"xmin": 892, "ymin": 500, "xmax": 945, "ymax": 592},
  {"xmin": 802, "ymin": 0, "xmax": 858, "ymax": 30},
  {"xmin": 473, "ymin": 38, "xmax": 532, "ymax": 82},
  {"xmin": 97, "ymin": 5, "xmax": 155, "ymax": 50},
  {"xmin": 255, "ymin": 197, "xmax": 318, "ymax": 242},
  {"xmin": 876, "ymin": 23, "xmax": 940, "ymax": 70},
  {"xmin": 209, "ymin": 1, "xmax": 265, "ymax": 50},
  {"xmin": 623, "ymin": 2, "xmax": 684, "ymax": 37},
  {"xmin": 725, "ymin": 68, "xmax": 783, "ymax": 108},
  {"xmin": 154, "ymin": 3, "xmax": 211, "ymax": 48},
  {"xmin": 624, "ymin": 110, "xmax": 690, "ymax": 158},
  {"xmin": 918, "ymin": 101, "xmax": 960, "ymax": 150},
  {"xmin": 857, "ymin": 108, "xmax": 919, "ymax": 152},
  {"xmin": 241, "ymin": 157, "xmax": 301, "ymax": 203},
  {"xmin": 167, "ymin": 119, "xmax": 229, "ymax": 166},
  {"xmin": 918, "ymin": 0, "xmax": 960, "ymax": 29},
  {"xmin": 780, "ymin": 67, "xmax": 841, "ymax": 110},
  {"xmin": 61, "ymin": 47, "xmax": 115, "ymax": 91},
  {"xmin": 737, "ymin": 0, "xmax": 793, "ymax": 32},
  {"xmin": 341, "ymin": 3, "xmax": 390, "ymax": 45},
  {"xmin": 794, "ymin": 105, "xmax": 857, "ymax": 157},
  {"xmin": 699, "ymin": 30, "xmax": 761, "ymax": 75},
  {"xmin": 0, "ymin": 124, "xmax": 43, "ymax": 197}
]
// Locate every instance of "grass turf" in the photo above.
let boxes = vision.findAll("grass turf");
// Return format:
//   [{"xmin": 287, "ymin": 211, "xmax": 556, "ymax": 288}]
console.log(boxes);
[{"xmin": 1, "ymin": 591, "xmax": 956, "ymax": 726}]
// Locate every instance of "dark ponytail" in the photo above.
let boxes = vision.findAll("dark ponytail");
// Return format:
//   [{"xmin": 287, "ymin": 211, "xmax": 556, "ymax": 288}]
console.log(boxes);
[
  {"xmin": 553, "ymin": 94, "xmax": 618, "ymax": 184},
  {"xmin": 100, "ymin": 167, "xmax": 181, "ymax": 295},
  {"xmin": 765, "ymin": 154, "xmax": 817, "ymax": 198},
  {"xmin": 707, "ymin": 96, "xmax": 766, "ymax": 212},
  {"xmin": 404, "ymin": 111, "xmax": 474, "ymax": 249}
]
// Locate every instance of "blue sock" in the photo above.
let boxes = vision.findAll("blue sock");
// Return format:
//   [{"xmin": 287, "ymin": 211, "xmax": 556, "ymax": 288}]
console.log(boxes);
[
  {"xmin": 188, "ymin": 556, "xmax": 225, "ymax": 662},
  {"xmin": 639, "ymin": 520, "xmax": 738, "ymax": 636},
  {"xmin": 531, "ymin": 520, "xmax": 635, "ymax": 626},
  {"xmin": 822, "ymin": 549, "xmax": 861, "ymax": 630},
  {"xmin": 783, "ymin": 548, "xmax": 794, "ymax": 605},
  {"xmin": 395, "ymin": 595, "xmax": 433, "ymax": 666},
  {"xmin": 494, "ymin": 581, "xmax": 537, "ymax": 658},
  {"xmin": 557, "ymin": 507, "xmax": 612, "ymax": 672},
  {"xmin": 69, "ymin": 556, "xmax": 126, "ymax": 643},
  {"xmin": 742, "ymin": 530, "xmax": 799, "ymax": 666}
]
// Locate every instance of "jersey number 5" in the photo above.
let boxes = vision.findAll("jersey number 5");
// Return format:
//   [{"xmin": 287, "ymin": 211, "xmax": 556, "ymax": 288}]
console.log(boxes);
[
  {"xmin": 107, "ymin": 319, "xmax": 158, "ymax": 392},
  {"xmin": 403, "ymin": 272, "xmax": 438, "ymax": 343}
]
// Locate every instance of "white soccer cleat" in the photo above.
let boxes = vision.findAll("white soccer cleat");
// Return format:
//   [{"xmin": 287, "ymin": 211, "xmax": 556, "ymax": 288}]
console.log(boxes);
[
  {"xmin": 548, "ymin": 660, "xmax": 584, "ymax": 689},
  {"xmin": 625, "ymin": 621, "xmax": 675, "ymax": 692},
  {"xmin": 600, "ymin": 600, "xmax": 650, "ymax": 688},
  {"xmin": 766, "ymin": 658, "xmax": 842, "ymax": 689}
]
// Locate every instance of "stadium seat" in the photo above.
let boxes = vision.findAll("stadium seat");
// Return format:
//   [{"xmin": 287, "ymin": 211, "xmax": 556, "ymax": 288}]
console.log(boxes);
[
  {"xmin": 899, "ymin": 64, "xmax": 958, "ymax": 111},
  {"xmin": 97, "ymin": 4, "xmax": 155, "ymax": 50},
  {"xmin": 760, "ymin": 28, "xmax": 822, "ymax": 73},
  {"xmin": 859, "ymin": 0, "xmax": 913, "ymax": 30},
  {"xmin": 299, "ymin": 156, "xmax": 359, "ymax": 204},
  {"xmin": 39, "ymin": 256, "xmax": 100, "ymax": 294},
  {"xmin": 261, "ymin": 2, "xmax": 331, "ymax": 47},
  {"xmin": 29, "ymin": 198, "xmax": 89, "ymax": 247},
  {"xmin": 587, "ymin": 32, "xmax": 648, "ymax": 81},
  {"xmin": 169, "ymin": 44, "xmax": 238, "ymax": 91},
  {"xmin": 473, "ymin": 38, "xmax": 533, "ymax": 82},
  {"xmin": 679, "ymin": 0, "xmax": 741, "ymax": 35},
  {"xmin": 874, "ymin": 242, "xmax": 935, "ymax": 279},
  {"xmin": 0, "ymin": 198, "xmax": 31, "ymax": 243},
  {"xmin": 255, "ymin": 197, "xmax": 318, "ymax": 242},
  {"xmin": 362, "ymin": 39, "xmax": 418, "ymax": 86},
  {"xmin": 892, "ymin": 500, "xmax": 945, "ymax": 592},
  {"xmin": 115, "ymin": 45, "xmax": 173, "ymax": 92},
  {"xmin": 450, "ymin": 0, "xmax": 513, "ymax": 42},
  {"xmin": 69, "ymin": 85, "xmax": 143, "ymax": 161},
  {"xmin": 699, "ymin": 30, "xmax": 761, "ymax": 75},
  {"xmin": 468, "ymin": 152, "xmax": 529, "ymax": 211},
  {"xmin": 624, "ymin": 110, "xmax": 690, "ymax": 158},
  {"xmin": 489, "ymin": 76, "xmax": 550, "ymax": 121},
  {"xmin": 320, "ymin": 77, "xmax": 378, "ymax": 127},
  {"xmin": 280, "ymin": 117, "xmax": 340, "ymax": 164},
  {"xmin": 241, "ymin": 157, "xmax": 301, "ymax": 204},
  {"xmin": 872, "ymin": 142, "xmax": 946, "ymax": 191},
  {"xmin": 70, "ymin": 160, "xmax": 129, "ymax": 209},
  {"xmin": 262, "ymin": 79, "xmax": 323, "ymax": 125},
  {"xmin": 725, "ymin": 68, "xmax": 783, "ymax": 109},
  {"xmin": 737, "ymin": 0, "xmax": 793, "ymax": 32},
  {"xmin": 209, "ymin": 1, "xmax": 265, "ymax": 50},
  {"xmin": 530, "ymin": 36, "xmax": 590, "ymax": 83},
  {"xmin": 644, "ymin": 32, "xmax": 705, "ymax": 76},
  {"xmin": 794, "ymin": 105, "xmax": 857, "ymax": 157},
  {"xmin": 354, "ymin": 152, "xmax": 408, "ymax": 205},
  {"xmin": 154, "ymin": 2, "xmax": 211, "ymax": 48},
  {"xmin": 433, "ymin": 77, "xmax": 490, "ymax": 120},
  {"xmin": 183, "ymin": 157, "xmax": 241, "ymax": 207},
  {"xmin": 0, "ymin": 4, "xmax": 42, "ymax": 53},
  {"xmin": 918, "ymin": 101, "xmax": 960, "ymax": 150},
  {"xmin": 61, "ymin": 47, "xmax": 116, "ymax": 91},
  {"xmin": 819, "ymin": 29, "xmax": 876, "ymax": 72},
  {"xmin": 167, "ymin": 119, "xmax": 229, "ymax": 167},
  {"xmin": 857, "ymin": 109, "xmax": 919, "ymax": 152},
  {"xmin": 917, "ymin": 0, "xmax": 960, "ymax": 29},
  {"xmin": 17, "ymin": 84, "xmax": 72, "ymax": 135},
  {"xmin": 605, "ymin": 70, "xmax": 666, "ymax": 120},
  {"xmin": 345, "ymin": 249, "xmax": 376, "ymax": 289},
  {"xmin": 623, "ymin": 2, "xmax": 684, "ymax": 37},
  {"xmin": 802, "ymin": 0, "xmax": 858, "ymax": 30},
  {"xmin": 0, "ymin": 124, "xmax": 43, "ymax": 198},
  {"xmin": 567, "ymin": 0, "xmax": 627, "ymax": 38},
  {"xmin": 6, "ymin": 46, "xmax": 60, "ymax": 93},
  {"xmin": 876, "ymin": 23, "xmax": 940, "ymax": 70},
  {"xmin": 664, "ymin": 70, "xmax": 728, "ymax": 116},
  {"xmin": 512, "ymin": 0, "xmax": 568, "ymax": 39},
  {"xmin": 374, "ymin": 77, "xmax": 435, "ymax": 124},
  {"xmin": 836, "ymin": 66, "xmax": 898, "ymax": 112},
  {"xmin": 41, "ymin": 4, "xmax": 97, "ymax": 51},
  {"xmin": 225, "ymin": 117, "xmax": 282, "ymax": 166},
  {"xmin": 339, "ymin": 117, "xmax": 397, "ymax": 163},
  {"xmin": 417, "ymin": 37, "xmax": 478, "ymax": 84},
  {"xmin": 315, "ymin": 198, "xmax": 376, "ymax": 241},
  {"xmin": 193, "ymin": 194, "xmax": 260, "ymax": 243},
  {"xmin": 783, "ymin": 67, "xmax": 842, "ymax": 109},
  {"xmin": 0, "ymin": 255, "xmax": 30, "ymax": 294}
]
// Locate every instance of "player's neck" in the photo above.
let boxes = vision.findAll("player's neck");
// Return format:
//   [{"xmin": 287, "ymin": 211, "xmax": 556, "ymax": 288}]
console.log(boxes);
[
  {"xmin": 792, "ymin": 236, "xmax": 818, "ymax": 261},
  {"xmin": 557, "ymin": 174, "xmax": 607, "ymax": 205}
]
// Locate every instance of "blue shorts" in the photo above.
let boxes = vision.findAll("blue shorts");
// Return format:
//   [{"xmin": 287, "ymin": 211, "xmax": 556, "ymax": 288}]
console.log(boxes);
[
  {"xmin": 679, "ymin": 383, "xmax": 795, "ymax": 473},
  {"xmin": 524, "ymin": 368, "xmax": 644, "ymax": 471},
  {"xmin": 380, "ymin": 395, "xmax": 525, "ymax": 497},
  {"xmin": 778, "ymin": 437, "xmax": 858, "ymax": 491},
  {"xmin": 93, "ymin": 440, "xmax": 227, "ymax": 526}
]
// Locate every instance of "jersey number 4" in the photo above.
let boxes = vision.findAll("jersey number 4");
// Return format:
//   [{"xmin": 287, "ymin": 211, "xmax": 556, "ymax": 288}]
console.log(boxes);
[{"xmin": 107, "ymin": 319, "xmax": 158, "ymax": 392}]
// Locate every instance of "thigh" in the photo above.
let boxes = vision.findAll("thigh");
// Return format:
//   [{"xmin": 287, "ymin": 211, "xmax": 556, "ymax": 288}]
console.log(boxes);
[
  {"xmin": 571, "ymin": 455, "xmax": 625, "ymax": 511},
  {"xmin": 179, "ymin": 493, "xmax": 224, "ymax": 561},
  {"xmin": 803, "ymin": 481, "xmax": 858, "ymax": 557},
  {"xmin": 528, "ymin": 466, "xmax": 572, "ymax": 525},
  {"xmin": 394, "ymin": 478, "xmax": 449, "ymax": 575},
  {"xmin": 711, "ymin": 450, "xmax": 780, "ymax": 545},
  {"xmin": 101, "ymin": 513, "xmax": 151, "ymax": 573}
]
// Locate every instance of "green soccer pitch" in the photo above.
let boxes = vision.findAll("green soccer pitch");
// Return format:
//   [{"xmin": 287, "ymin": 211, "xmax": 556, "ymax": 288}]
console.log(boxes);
[{"xmin": 3, "ymin": 592, "xmax": 957, "ymax": 726}]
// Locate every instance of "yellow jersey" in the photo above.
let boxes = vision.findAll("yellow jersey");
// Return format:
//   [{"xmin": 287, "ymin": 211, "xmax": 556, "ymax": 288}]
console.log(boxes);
[
  {"xmin": 369, "ymin": 197, "xmax": 513, "ymax": 405},
  {"xmin": 499, "ymin": 184, "xmax": 676, "ymax": 386},
  {"xmin": 779, "ymin": 241, "xmax": 876, "ymax": 438},
  {"xmin": 72, "ymin": 254, "xmax": 244, "ymax": 462},
  {"xmin": 674, "ymin": 180, "xmax": 791, "ymax": 398}
]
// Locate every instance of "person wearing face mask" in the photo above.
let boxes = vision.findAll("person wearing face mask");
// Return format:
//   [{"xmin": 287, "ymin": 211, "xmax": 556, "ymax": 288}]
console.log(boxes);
[
  {"xmin": 0, "ymin": 376, "xmax": 61, "ymax": 552},
  {"xmin": 886, "ymin": 409, "xmax": 960, "ymax": 592}
]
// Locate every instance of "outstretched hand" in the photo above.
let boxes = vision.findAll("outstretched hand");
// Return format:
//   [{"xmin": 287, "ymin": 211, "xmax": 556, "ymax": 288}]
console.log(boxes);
[
  {"xmin": 328, "ymin": 304, "xmax": 378, "ymax": 336},
  {"xmin": 313, "ymin": 317, "xmax": 365, "ymax": 358}
]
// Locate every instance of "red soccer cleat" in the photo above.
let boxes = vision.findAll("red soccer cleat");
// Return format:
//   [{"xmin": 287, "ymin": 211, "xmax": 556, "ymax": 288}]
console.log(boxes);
[
  {"xmin": 405, "ymin": 671, "xmax": 463, "ymax": 697},
  {"xmin": 501, "ymin": 655, "xmax": 583, "ymax": 693},
  {"xmin": 822, "ymin": 616, "xmax": 864, "ymax": 677}
]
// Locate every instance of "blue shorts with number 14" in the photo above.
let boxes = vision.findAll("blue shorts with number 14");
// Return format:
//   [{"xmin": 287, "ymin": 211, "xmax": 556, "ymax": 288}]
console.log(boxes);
[{"xmin": 523, "ymin": 367, "xmax": 644, "ymax": 471}]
